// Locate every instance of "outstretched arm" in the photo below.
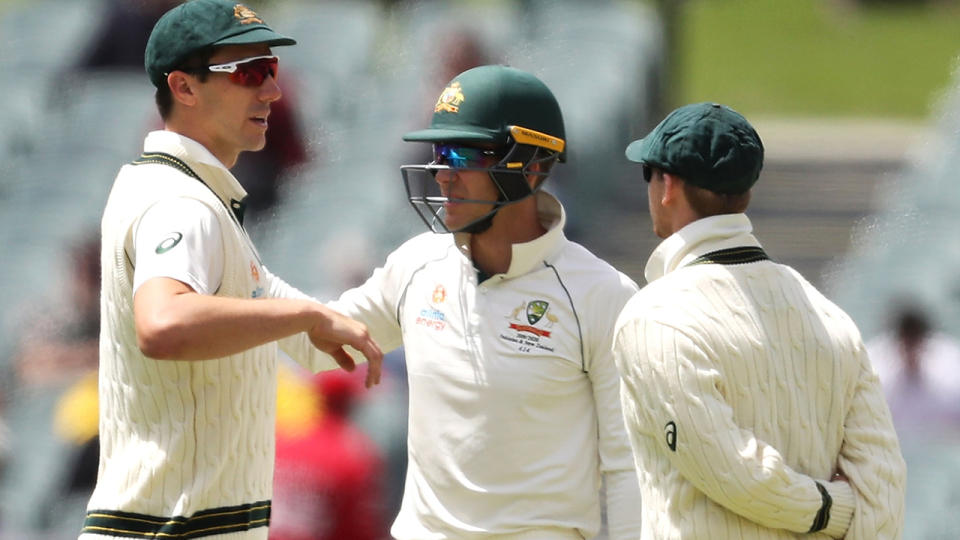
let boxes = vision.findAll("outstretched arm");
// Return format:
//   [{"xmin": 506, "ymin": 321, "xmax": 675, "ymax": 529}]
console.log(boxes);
[{"xmin": 133, "ymin": 276, "xmax": 382, "ymax": 382}]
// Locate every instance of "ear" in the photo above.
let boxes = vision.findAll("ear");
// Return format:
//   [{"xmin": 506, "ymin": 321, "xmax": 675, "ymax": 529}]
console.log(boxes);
[
  {"xmin": 167, "ymin": 71, "xmax": 199, "ymax": 108},
  {"xmin": 524, "ymin": 160, "xmax": 547, "ymax": 189},
  {"xmin": 660, "ymin": 172, "xmax": 682, "ymax": 207}
]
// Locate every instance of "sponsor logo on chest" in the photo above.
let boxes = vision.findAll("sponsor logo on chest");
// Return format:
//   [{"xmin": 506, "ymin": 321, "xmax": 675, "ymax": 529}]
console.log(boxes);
[
  {"xmin": 250, "ymin": 260, "xmax": 265, "ymax": 298},
  {"xmin": 415, "ymin": 284, "xmax": 448, "ymax": 331}
]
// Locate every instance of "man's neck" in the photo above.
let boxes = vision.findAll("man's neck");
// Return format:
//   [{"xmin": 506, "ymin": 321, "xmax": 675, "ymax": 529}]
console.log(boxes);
[
  {"xmin": 469, "ymin": 198, "xmax": 546, "ymax": 276},
  {"xmin": 163, "ymin": 122, "xmax": 238, "ymax": 169}
]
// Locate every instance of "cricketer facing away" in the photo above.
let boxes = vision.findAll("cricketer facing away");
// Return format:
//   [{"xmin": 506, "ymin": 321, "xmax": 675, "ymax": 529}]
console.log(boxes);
[
  {"xmin": 328, "ymin": 65, "xmax": 642, "ymax": 539},
  {"xmin": 612, "ymin": 102, "xmax": 907, "ymax": 539},
  {"xmin": 79, "ymin": 2, "xmax": 382, "ymax": 538}
]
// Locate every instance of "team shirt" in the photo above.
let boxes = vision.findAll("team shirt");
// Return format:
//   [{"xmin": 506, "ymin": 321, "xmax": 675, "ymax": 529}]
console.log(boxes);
[{"xmin": 331, "ymin": 192, "xmax": 642, "ymax": 540}]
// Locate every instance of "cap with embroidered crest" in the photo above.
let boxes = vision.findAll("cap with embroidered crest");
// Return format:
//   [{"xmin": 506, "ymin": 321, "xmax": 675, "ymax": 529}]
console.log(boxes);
[
  {"xmin": 403, "ymin": 64, "xmax": 566, "ymax": 161},
  {"xmin": 626, "ymin": 102, "xmax": 764, "ymax": 194},
  {"xmin": 145, "ymin": 0, "xmax": 296, "ymax": 88}
]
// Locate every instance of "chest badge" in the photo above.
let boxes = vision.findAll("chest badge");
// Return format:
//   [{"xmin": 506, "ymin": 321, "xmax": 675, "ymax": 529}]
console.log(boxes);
[
  {"xmin": 508, "ymin": 300, "xmax": 557, "ymax": 337},
  {"xmin": 416, "ymin": 283, "xmax": 448, "ymax": 331},
  {"xmin": 501, "ymin": 299, "xmax": 558, "ymax": 353}
]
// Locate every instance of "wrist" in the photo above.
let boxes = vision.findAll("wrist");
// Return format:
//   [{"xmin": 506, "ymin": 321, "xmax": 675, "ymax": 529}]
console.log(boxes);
[{"xmin": 819, "ymin": 479, "xmax": 855, "ymax": 538}]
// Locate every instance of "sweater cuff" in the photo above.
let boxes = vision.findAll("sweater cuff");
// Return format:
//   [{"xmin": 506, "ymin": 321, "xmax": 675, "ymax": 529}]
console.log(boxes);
[{"xmin": 820, "ymin": 479, "xmax": 855, "ymax": 538}]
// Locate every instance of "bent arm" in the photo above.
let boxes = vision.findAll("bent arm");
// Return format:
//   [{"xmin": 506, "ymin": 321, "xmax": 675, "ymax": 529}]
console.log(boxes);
[
  {"xmin": 836, "ymin": 345, "xmax": 906, "ymax": 539},
  {"xmin": 133, "ymin": 276, "xmax": 381, "ymax": 373},
  {"xmin": 615, "ymin": 317, "xmax": 855, "ymax": 537},
  {"xmin": 265, "ymin": 267, "xmax": 387, "ymax": 387}
]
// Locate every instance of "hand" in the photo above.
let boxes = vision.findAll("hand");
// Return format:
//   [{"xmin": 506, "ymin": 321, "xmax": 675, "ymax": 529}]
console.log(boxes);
[{"xmin": 308, "ymin": 307, "xmax": 383, "ymax": 388}]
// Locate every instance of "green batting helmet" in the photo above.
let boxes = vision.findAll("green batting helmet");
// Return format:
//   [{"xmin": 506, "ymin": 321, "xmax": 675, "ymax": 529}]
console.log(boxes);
[
  {"xmin": 404, "ymin": 64, "xmax": 566, "ymax": 161},
  {"xmin": 401, "ymin": 65, "xmax": 566, "ymax": 234}
]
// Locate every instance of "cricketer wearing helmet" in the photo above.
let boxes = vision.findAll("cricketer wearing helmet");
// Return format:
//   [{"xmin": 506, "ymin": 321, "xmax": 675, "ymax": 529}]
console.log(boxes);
[{"xmin": 328, "ymin": 65, "xmax": 643, "ymax": 539}]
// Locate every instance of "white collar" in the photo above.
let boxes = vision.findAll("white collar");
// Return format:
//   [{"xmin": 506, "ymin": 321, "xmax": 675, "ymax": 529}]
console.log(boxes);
[
  {"xmin": 453, "ymin": 191, "xmax": 567, "ymax": 279},
  {"xmin": 644, "ymin": 213, "xmax": 761, "ymax": 283},
  {"xmin": 143, "ymin": 130, "xmax": 248, "ymax": 208}
]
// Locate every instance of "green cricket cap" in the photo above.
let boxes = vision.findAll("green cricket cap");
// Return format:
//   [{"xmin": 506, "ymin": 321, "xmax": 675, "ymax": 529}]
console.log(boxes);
[
  {"xmin": 626, "ymin": 102, "xmax": 764, "ymax": 194},
  {"xmin": 404, "ymin": 65, "xmax": 567, "ymax": 161},
  {"xmin": 145, "ymin": 0, "xmax": 296, "ymax": 88}
]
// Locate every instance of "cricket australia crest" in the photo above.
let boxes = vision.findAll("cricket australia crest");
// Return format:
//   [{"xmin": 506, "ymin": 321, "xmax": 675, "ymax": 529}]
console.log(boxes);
[
  {"xmin": 500, "ymin": 298, "xmax": 559, "ymax": 353},
  {"xmin": 526, "ymin": 300, "xmax": 549, "ymax": 325},
  {"xmin": 435, "ymin": 81, "xmax": 465, "ymax": 113}
]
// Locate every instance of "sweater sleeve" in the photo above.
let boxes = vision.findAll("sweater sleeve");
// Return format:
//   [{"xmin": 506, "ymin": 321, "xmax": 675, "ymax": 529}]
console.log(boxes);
[
  {"xmin": 836, "ymin": 344, "xmax": 907, "ymax": 539},
  {"xmin": 615, "ymin": 316, "xmax": 855, "ymax": 536}
]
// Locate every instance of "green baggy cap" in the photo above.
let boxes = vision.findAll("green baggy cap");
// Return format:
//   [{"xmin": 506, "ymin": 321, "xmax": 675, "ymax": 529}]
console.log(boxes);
[
  {"xmin": 403, "ymin": 65, "xmax": 566, "ymax": 160},
  {"xmin": 626, "ymin": 102, "xmax": 764, "ymax": 194},
  {"xmin": 145, "ymin": 0, "xmax": 296, "ymax": 88}
]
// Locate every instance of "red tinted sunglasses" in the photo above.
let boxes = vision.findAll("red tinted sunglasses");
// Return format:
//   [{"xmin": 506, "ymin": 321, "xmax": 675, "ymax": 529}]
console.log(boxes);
[{"xmin": 206, "ymin": 55, "xmax": 279, "ymax": 87}]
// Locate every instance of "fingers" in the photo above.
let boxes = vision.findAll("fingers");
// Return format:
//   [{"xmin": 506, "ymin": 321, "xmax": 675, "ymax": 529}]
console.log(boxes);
[
  {"xmin": 309, "ymin": 305, "xmax": 383, "ymax": 385},
  {"xmin": 330, "ymin": 347, "xmax": 356, "ymax": 372},
  {"xmin": 364, "ymin": 346, "xmax": 383, "ymax": 388}
]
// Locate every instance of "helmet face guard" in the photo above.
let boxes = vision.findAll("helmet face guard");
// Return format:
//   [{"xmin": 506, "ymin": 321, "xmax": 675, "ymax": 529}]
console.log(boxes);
[{"xmin": 402, "ymin": 137, "xmax": 559, "ymax": 234}]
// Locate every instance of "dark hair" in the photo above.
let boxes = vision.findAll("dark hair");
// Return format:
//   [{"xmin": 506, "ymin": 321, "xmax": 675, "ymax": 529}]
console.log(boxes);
[
  {"xmin": 681, "ymin": 181, "xmax": 751, "ymax": 217},
  {"xmin": 154, "ymin": 46, "xmax": 216, "ymax": 120}
]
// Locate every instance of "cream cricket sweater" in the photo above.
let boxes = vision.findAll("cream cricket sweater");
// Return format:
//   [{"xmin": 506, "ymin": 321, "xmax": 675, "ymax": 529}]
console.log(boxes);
[
  {"xmin": 82, "ymin": 132, "xmax": 336, "ymax": 539},
  {"xmin": 613, "ymin": 213, "xmax": 906, "ymax": 540}
]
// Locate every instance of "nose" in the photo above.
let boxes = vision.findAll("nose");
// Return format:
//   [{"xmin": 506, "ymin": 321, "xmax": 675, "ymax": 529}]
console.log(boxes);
[
  {"xmin": 259, "ymin": 75, "xmax": 282, "ymax": 103},
  {"xmin": 434, "ymin": 168, "xmax": 455, "ymax": 186}
]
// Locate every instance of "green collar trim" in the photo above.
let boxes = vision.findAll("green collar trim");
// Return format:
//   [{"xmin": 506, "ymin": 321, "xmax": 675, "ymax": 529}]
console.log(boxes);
[
  {"xmin": 687, "ymin": 246, "xmax": 770, "ymax": 267},
  {"xmin": 132, "ymin": 152, "xmax": 246, "ymax": 225},
  {"xmin": 133, "ymin": 152, "xmax": 202, "ymax": 181}
]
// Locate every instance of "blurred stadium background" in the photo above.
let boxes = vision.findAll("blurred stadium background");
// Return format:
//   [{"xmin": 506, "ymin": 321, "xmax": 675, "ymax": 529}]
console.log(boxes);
[{"xmin": 0, "ymin": 0, "xmax": 958, "ymax": 538}]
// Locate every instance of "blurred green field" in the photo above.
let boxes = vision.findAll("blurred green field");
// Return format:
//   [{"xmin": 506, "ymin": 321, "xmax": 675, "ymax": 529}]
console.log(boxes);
[{"xmin": 675, "ymin": 0, "xmax": 960, "ymax": 119}]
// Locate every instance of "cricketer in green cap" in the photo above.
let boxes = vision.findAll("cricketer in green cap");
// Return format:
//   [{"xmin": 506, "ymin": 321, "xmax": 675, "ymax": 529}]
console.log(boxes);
[
  {"xmin": 145, "ymin": 0, "xmax": 296, "ymax": 89},
  {"xmin": 625, "ymin": 102, "xmax": 764, "ymax": 195},
  {"xmin": 80, "ymin": 3, "xmax": 390, "ymax": 540},
  {"xmin": 612, "ymin": 101, "xmax": 906, "ymax": 540},
  {"xmin": 401, "ymin": 64, "xmax": 567, "ymax": 234}
]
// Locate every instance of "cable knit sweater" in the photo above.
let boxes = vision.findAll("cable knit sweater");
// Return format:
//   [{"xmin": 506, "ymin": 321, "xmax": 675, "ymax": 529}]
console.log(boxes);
[
  {"xmin": 613, "ymin": 213, "xmax": 906, "ymax": 540},
  {"xmin": 81, "ymin": 132, "xmax": 338, "ymax": 540}
]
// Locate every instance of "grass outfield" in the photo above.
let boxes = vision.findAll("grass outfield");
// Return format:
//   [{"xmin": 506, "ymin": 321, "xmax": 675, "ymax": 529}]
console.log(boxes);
[{"xmin": 675, "ymin": 0, "xmax": 960, "ymax": 119}]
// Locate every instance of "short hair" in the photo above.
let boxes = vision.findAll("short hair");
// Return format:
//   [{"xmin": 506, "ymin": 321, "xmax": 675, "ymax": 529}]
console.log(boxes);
[
  {"xmin": 681, "ymin": 180, "xmax": 751, "ymax": 218},
  {"xmin": 154, "ymin": 46, "xmax": 216, "ymax": 120}
]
